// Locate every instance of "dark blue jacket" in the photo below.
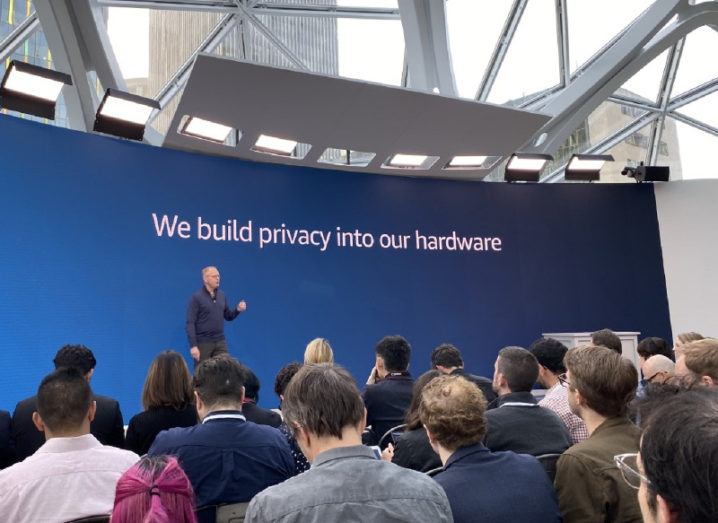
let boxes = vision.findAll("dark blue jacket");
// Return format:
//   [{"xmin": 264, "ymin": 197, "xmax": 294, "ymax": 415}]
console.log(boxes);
[
  {"xmin": 148, "ymin": 410, "xmax": 294, "ymax": 523},
  {"xmin": 186, "ymin": 287, "xmax": 240, "ymax": 347},
  {"xmin": 363, "ymin": 373, "xmax": 413, "ymax": 447},
  {"xmin": 434, "ymin": 443, "xmax": 561, "ymax": 523}
]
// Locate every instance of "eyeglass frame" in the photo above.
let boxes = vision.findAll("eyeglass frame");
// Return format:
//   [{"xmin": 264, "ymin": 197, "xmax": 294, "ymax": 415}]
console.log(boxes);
[
  {"xmin": 558, "ymin": 372, "xmax": 571, "ymax": 388},
  {"xmin": 614, "ymin": 453, "xmax": 651, "ymax": 490}
]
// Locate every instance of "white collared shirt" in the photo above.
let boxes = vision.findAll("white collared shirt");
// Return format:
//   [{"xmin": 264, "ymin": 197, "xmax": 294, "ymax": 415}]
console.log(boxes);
[{"xmin": 0, "ymin": 434, "xmax": 139, "ymax": 523}]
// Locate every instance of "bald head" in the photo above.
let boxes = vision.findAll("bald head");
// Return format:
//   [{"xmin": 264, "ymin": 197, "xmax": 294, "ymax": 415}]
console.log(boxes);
[{"xmin": 642, "ymin": 355, "xmax": 675, "ymax": 384}]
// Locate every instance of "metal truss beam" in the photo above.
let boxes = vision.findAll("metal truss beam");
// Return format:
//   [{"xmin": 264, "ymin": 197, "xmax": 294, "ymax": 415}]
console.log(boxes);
[
  {"xmin": 648, "ymin": 38, "xmax": 684, "ymax": 164},
  {"xmin": 667, "ymin": 76, "xmax": 718, "ymax": 111},
  {"xmin": 476, "ymin": 0, "xmax": 528, "ymax": 101},
  {"xmin": 607, "ymin": 94, "xmax": 662, "ymax": 113},
  {"xmin": 398, "ymin": 0, "xmax": 456, "ymax": 94},
  {"xmin": 669, "ymin": 110, "xmax": 718, "ymax": 138},
  {"xmin": 555, "ymin": 0, "xmax": 570, "ymax": 87},
  {"xmin": 0, "ymin": 13, "xmax": 40, "ymax": 64}
]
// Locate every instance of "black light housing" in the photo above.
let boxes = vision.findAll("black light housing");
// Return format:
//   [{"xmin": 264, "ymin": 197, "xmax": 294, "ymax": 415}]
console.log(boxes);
[
  {"xmin": 565, "ymin": 154, "xmax": 615, "ymax": 181},
  {"xmin": 93, "ymin": 88, "xmax": 160, "ymax": 141},
  {"xmin": 0, "ymin": 60, "xmax": 72, "ymax": 119},
  {"xmin": 621, "ymin": 162, "xmax": 670, "ymax": 183},
  {"xmin": 504, "ymin": 153, "xmax": 553, "ymax": 182}
]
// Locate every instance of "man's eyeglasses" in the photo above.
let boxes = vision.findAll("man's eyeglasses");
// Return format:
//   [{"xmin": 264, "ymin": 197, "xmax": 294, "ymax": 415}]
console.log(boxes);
[
  {"xmin": 614, "ymin": 453, "xmax": 651, "ymax": 490},
  {"xmin": 558, "ymin": 373, "xmax": 571, "ymax": 388},
  {"xmin": 644, "ymin": 372, "xmax": 663, "ymax": 384}
]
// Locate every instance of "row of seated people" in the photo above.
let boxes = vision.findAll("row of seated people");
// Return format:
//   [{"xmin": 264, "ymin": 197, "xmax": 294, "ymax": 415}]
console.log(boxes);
[{"xmin": 0, "ymin": 331, "xmax": 716, "ymax": 522}]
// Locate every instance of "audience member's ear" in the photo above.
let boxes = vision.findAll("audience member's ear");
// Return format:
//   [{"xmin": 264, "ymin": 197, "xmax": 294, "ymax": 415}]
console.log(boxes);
[
  {"xmin": 240, "ymin": 385, "xmax": 246, "ymax": 403},
  {"xmin": 700, "ymin": 375, "xmax": 715, "ymax": 387},
  {"xmin": 88, "ymin": 400, "xmax": 97, "ymax": 423},
  {"xmin": 656, "ymin": 493, "xmax": 678, "ymax": 523},
  {"xmin": 360, "ymin": 408, "xmax": 368, "ymax": 433},
  {"xmin": 424, "ymin": 426, "xmax": 440, "ymax": 453},
  {"xmin": 31, "ymin": 411, "xmax": 45, "ymax": 433},
  {"xmin": 85, "ymin": 368, "xmax": 94, "ymax": 382},
  {"xmin": 194, "ymin": 391, "xmax": 205, "ymax": 413}
]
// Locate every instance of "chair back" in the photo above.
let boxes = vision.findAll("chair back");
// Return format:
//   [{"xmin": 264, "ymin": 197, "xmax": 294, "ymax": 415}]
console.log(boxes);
[
  {"xmin": 425, "ymin": 466, "xmax": 444, "ymax": 477},
  {"xmin": 378, "ymin": 423, "xmax": 407, "ymax": 448},
  {"xmin": 64, "ymin": 516, "xmax": 110, "ymax": 523},
  {"xmin": 216, "ymin": 501, "xmax": 250, "ymax": 523},
  {"xmin": 535, "ymin": 453, "xmax": 562, "ymax": 482}
]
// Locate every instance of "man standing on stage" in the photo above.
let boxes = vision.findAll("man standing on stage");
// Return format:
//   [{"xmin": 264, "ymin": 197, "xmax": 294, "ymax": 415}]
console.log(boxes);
[{"xmin": 187, "ymin": 266, "xmax": 247, "ymax": 363}]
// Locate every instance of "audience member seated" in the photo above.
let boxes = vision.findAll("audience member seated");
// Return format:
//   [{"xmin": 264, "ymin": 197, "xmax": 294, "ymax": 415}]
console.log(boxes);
[
  {"xmin": 12, "ymin": 344, "xmax": 125, "ymax": 461},
  {"xmin": 125, "ymin": 350, "xmax": 198, "ymax": 456},
  {"xmin": 627, "ymin": 388, "xmax": 718, "ymax": 523},
  {"xmin": 529, "ymin": 337, "xmax": 589, "ymax": 445},
  {"xmin": 675, "ymin": 338, "xmax": 718, "ymax": 387},
  {"xmin": 112, "ymin": 455, "xmax": 198, "ymax": 523},
  {"xmin": 273, "ymin": 362, "xmax": 310, "ymax": 474},
  {"xmin": 672, "ymin": 331, "xmax": 703, "ymax": 359},
  {"xmin": 386, "ymin": 369, "xmax": 442, "ymax": 472},
  {"xmin": 148, "ymin": 355, "xmax": 294, "ymax": 523},
  {"xmin": 430, "ymin": 343, "xmax": 497, "ymax": 406},
  {"xmin": 0, "ymin": 409, "xmax": 14, "ymax": 469},
  {"xmin": 245, "ymin": 364, "xmax": 452, "ymax": 522},
  {"xmin": 636, "ymin": 337, "xmax": 673, "ymax": 365},
  {"xmin": 421, "ymin": 374, "xmax": 561, "ymax": 523},
  {"xmin": 591, "ymin": 328, "xmax": 623, "ymax": 354},
  {"xmin": 241, "ymin": 367, "xmax": 282, "ymax": 428},
  {"xmin": 304, "ymin": 337, "xmax": 334, "ymax": 364},
  {"xmin": 484, "ymin": 346, "xmax": 571, "ymax": 455},
  {"xmin": 0, "ymin": 368, "xmax": 139, "ymax": 522},
  {"xmin": 641, "ymin": 355, "xmax": 675, "ymax": 385},
  {"xmin": 554, "ymin": 345, "xmax": 642, "ymax": 522},
  {"xmin": 363, "ymin": 335, "xmax": 414, "ymax": 447}
]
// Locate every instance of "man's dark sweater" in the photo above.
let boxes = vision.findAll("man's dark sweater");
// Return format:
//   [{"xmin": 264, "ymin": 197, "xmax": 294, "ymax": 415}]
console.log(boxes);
[{"xmin": 186, "ymin": 287, "xmax": 240, "ymax": 346}]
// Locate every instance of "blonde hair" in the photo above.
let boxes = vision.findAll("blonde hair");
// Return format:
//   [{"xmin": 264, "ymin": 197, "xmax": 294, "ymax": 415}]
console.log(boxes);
[{"xmin": 304, "ymin": 338, "xmax": 334, "ymax": 365}]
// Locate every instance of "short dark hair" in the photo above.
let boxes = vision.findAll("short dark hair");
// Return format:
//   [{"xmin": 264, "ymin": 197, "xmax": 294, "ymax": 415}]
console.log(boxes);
[
  {"xmin": 637, "ymin": 337, "xmax": 672, "ymax": 361},
  {"xmin": 591, "ymin": 329, "xmax": 622, "ymax": 354},
  {"xmin": 528, "ymin": 337, "xmax": 568, "ymax": 374},
  {"xmin": 37, "ymin": 367, "xmax": 93, "ymax": 432},
  {"xmin": 282, "ymin": 364, "xmax": 364, "ymax": 438},
  {"xmin": 242, "ymin": 367, "xmax": 261, "ymax": 401},
  {"xmin": 430, "ymin": 344, "xmax": 463, "ymax": 369},
  {"xmin": 193, "ymin": 355, "xmax": 244, "ymax": 408},
  {"xmin": 420, "ymin": 375, "xmax": 487, "ymax": 451},
  {"xmin": 497, "ymin": 347, "xmax": 539, "ymax": 393},
  {"xmin": 274, "ymin": 362, "xmax": 302, "ymax": 398},
  {"xmin": 53, "ymin": 344, "xmax": 97, "ymax": 374},
  {"xmin": 375, "ymin": 335, "xmax": 411, "ymax": 372},
  {"xmin": 564, "ymin": 345, "xmax": 637, "ymax": 417},
  {"xmin": 641, "ymin": 389, "xmax": 718, "ymax": 522}
]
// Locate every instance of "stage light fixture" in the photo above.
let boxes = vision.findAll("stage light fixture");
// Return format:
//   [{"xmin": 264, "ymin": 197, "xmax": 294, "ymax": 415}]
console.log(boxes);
[
  {"xmin": 621, "ymin": 162, "xmax": 670, "ymax": 183},
  {"xmin": 565, "ymin": 154, "xmax": 614, "ymax": 181},
  {"xmin": 383, "ymin": 153, "xmax": 439, "ymax": 170},
  {"xmin": 0, "ymin": 60, "xmax": 72, "ymax": 119},
  {"xmin": 180, "ymin": 116, "xmax": 234, "ymax": 143},
  {"xmin": 504, "ymin": 153, "xmax": 553, "ymax": 182},
  {"xmin": 446, "ymin": 155, "xmax": 488, "ymax": 168},
  {"xmin": 253, "ymin": 134, "xmax": 298, "ymax": 156},
  {"xmin": 93, "ymin": 88, "xmax": 160, "ymax": 141}
]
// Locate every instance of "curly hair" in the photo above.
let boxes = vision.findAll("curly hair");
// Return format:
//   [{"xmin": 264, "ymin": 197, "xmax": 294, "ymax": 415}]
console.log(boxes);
[{"xmin": 419, "ymin": 375, "xmax": 487, "ymax": 451}]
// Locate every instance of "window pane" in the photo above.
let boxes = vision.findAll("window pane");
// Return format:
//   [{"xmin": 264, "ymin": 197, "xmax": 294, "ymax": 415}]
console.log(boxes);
[
  {"xmin": 337, "ymin": 18, "xmax": 403, "ymax": 85},
  {"xmin": 617, "ymin": 49, "xmax": 669, "ymax": 104},
  {"xmin": 599, "ymin": 122, "xmax": 654, "ymax": 183},
  {"xmin": 671, "ymin": 27, "xmax": 718, "ymax": 97},
  {"xmin": 676, "ymin": 90, "xmax": 718, "ymax": 129},
  {"xmin": 670, "ymin": 117, "xmax": 718, "ymax": 180}
]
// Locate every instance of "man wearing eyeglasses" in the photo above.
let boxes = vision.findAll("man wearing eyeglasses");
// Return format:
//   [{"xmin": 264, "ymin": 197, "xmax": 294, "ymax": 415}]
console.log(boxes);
[
  {"xmin": 615, "ymin": 389, "xmax": 718, "ymax": 523},
  {"xmin": 554, "ymin": 345, "xmax": 642, "ymax": 522},
  {"xmin": 641, "ymin": 355, "xmax": 675, "ymax": 386}
]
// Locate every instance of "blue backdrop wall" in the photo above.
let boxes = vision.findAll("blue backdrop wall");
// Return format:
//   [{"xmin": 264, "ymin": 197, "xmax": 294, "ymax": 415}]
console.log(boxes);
[{"xmin": 0, "ymin": 114, "xmax": 671, "ymax": 419}]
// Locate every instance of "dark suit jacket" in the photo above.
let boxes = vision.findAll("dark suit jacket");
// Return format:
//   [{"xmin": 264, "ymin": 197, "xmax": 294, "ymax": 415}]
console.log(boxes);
[
  {"xmin": 125, "ymin": 404, "xmax": 198, "ymax": 456},
  {"xmin": 451, "ymin": 368, "xmax": 498, "ymax": 407},
  {"xmin": 241, "ymin": 401, "xmax": 282, "ymax": 428},
  {"xmin": 0, "ymin": 410, "xmax": 15, "ymax": 469},
  {"xmin": 484, "ymin": 391, "xmax": 572, "ymax": 456},
  {"xmin": 12, "ymin": 393, "xmax": 125, "ymax": 461},
  {"xmin": 363, "ymin": 373, "xmax": 413, "ymax": 447}
]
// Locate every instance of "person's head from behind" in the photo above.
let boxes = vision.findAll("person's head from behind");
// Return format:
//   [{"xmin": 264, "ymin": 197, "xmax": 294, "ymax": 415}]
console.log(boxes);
[
  {"xmin": 405, "ymin": 370, "xmax": 442, "ymax": 430},
  {"xmin": 673, "ymin": 331, "xmax": 703, "ymax": 359},
  {"xmin": 637, "ymin": 337, "xmax": 673, "ymax": 365},
  {"xmin": 112, "ymin": 455, "xmax": 197, "ymax": 523},
  {"xmin": 274, "ymin": 362, "xmax": 302, "ymax": 406},
  {"xmin": 528, "ymin": 337, "xmax": 568, "ymax": 388},
  {"xmin": 53, "ymin": 344, "xmax": 97, "ymax": 380},
  {"xmin": 374, "ymin": 335, "xmax": 411, "ymax": 378},
  {"xmin": 242, "ymin": 366, "xmax": 261, "ymax": 402},
  {"xmin": 192, "ymin": 355, "xmax": 245, "ymax": 420},
  {"xmin": 637, "ymin": 389, "xmax": 718, "ymax": 523},
  {"xmin": 591, "ymin": 329, "xmax": 623, "ymax": 354},
  {"xmin": 420, "ymin": 375, "xmax": 487, "ymax": 459},
  {"xmin": 641, "ymin": 355, "xmax": 675, "ymax": 385},
  {"xmin": 33, "ymin": 367, "xmax": 96, "ymax": 439},
  {"xmin": 564, "ymin": 344, "xmax": 637, "ymax": 421},
  {"xmin": 281, "ymin": 364, "xmax": 365, "ymax": 462},
  {"xmin": 675, "ymin": 339, "xmax": 718, "ymax": 388},
  {"xmin": 143, "ymin": 350, "xmax": 194, "ymax": 411},
  {"xmin": 430, "ymin": 343, "xmax": 464, "ymax": 374},
  {"xmin": 304, "ymin": 338, "xmax": 334, "ymax": 365},
  {"xmin": 492, "ymin": 346, "xmax": 539, "ymax": 395}
]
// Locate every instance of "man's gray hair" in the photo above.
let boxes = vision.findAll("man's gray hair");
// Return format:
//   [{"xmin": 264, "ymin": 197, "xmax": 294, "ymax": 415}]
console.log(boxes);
[{"xmin": 202, "ymin": 266, "xmax": 218, "ymax": 277}]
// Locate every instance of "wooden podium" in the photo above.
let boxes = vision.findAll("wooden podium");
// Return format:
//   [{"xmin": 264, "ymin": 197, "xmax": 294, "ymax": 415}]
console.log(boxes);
[{"xmin": 542, "ymin": 331, "xmax": 641, "ymax": 368}]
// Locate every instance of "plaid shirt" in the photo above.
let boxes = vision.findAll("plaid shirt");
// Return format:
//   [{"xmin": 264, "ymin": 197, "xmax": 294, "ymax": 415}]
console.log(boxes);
[{"xmin": 539, "ymin": 383, "xmax": 589, "ymax": 444}]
